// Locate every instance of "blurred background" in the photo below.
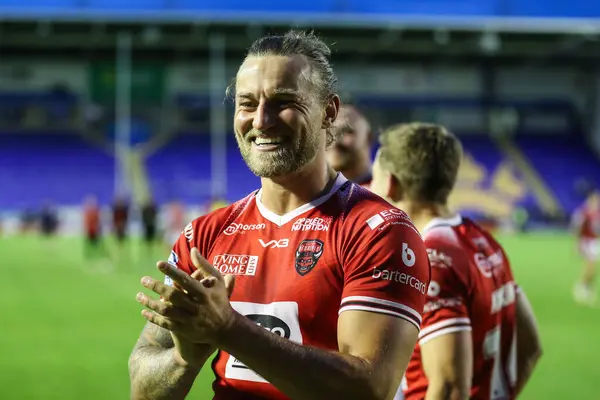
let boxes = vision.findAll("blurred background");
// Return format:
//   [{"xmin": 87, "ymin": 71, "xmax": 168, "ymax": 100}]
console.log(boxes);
[{"xmin": 0, "ymin": 0, "xmax": 599, "ymax": 399}]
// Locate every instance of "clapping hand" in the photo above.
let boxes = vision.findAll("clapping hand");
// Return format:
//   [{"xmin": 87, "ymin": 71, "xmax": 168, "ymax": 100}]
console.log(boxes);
[{"xmin": 136, "ymin": 248, "xmax": 236, "ymax": 352}]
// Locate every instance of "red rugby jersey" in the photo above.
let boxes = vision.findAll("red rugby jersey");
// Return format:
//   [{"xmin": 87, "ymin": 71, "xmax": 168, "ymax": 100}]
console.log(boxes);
[
  {"xmin": 167, "ymin": 174, "xmax": 430, "ymax": 400},
  {"xmin": 404, "ymin": 215, "xmax": 518, "ymax": 400}
]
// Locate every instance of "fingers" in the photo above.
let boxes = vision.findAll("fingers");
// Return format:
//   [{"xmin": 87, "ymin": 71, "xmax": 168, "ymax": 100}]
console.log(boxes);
[
  {"xmin": 157, "ymin": 261, "xmax": 205, "ymax": 297},
  {"xmin": 141, "ymin": 276, "xmax": 197, "ymax": 310},
  {"xmin": 141, "ymin": 309, "xmax": 179, "ymax": 331},
  {"xmin": 191, "ymin": 248, "xmax": 222, "ymax": 279},
  {"xmin": 137, "ymin": 293, "xmax": 191, "ymax": 320},
  {"xmin": 224, "ymin": 274, "xmax": 236, "ymax": 298}
]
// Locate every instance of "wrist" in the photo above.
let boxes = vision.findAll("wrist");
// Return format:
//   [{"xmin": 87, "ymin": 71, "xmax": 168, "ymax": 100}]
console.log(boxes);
[
  {"xmin": 214, "ymin": 310, "xmax": 244, "ymax": 350},
  {"xmin": 172, "ymin": 338, "xmax": 214, "ymax": 369}
]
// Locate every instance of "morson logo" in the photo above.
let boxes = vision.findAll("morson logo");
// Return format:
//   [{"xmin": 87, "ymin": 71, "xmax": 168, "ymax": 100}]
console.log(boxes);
[
  {"xmin": 295, "ymin": 239, "xmax": 324, "ymax": 276},
  {"xmin": 212, "ymin": 254, "xmax": 259, "ymax": 276},
  {"xmin": 223, "ymin": 222, "xmax": 266, "ymax": 236},
  {"xmin": 259, "ymin": 239, "xmax": 289, "ymax": 248}
]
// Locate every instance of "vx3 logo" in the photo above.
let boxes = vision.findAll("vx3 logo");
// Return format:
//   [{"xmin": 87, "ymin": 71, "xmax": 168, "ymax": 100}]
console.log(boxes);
[{"xmin": 259, "ymin": 239, "xmax": 290, "ymax": 248}]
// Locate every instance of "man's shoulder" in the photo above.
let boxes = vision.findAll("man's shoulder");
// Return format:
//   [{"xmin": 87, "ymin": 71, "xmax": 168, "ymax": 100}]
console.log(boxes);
[
  {"xmin": 185, "ymin": 193, "xmax": 256, "ymax": 244},
  {"xmin": 335, "ymin": 182, "xmax": 419, "ymax": 236}
]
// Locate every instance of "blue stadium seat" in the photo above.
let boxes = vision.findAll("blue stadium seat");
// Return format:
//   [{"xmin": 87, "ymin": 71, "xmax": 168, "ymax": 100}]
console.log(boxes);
[
  {"xmin": 83, "ymin": 0, "xmax": 164, "ymax": 10},
  {"xmin": 173, "ymin": 0, "xmax": 335, "ymax": 12},
  {"xmin": 0, "ymin": 0, "xmax": 77, "ymax": 8},
  {"xmin": 504, "ymin": 0, "xmax": 600, "ymax": 18},
  {"xmin": 341, "ymin": 0, "xmax": 498, "ymax": 16}
]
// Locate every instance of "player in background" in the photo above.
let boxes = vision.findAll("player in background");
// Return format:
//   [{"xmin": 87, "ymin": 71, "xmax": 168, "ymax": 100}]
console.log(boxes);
[
  {"xmin": 39, "ymin": 200, "xmax": 59, "ymax": 238},
  {"xmin": 83, "ymin": 195, "xmax": 103, "ymax": 260},
  {"xmin": 370, "ymin": 123, "xmax": 542, "ymax": 400},
  {"xmin": 141, "ymin": 198, "xmax": 159, "ymax": 255},
  {"xmin": 129, "ymin": 30, "xmax": 430, "ymax": 400},
  {"xmin": 111, "ymin": 196, "xmax": 129, "ymax": 245},
  {"xmin": 327, "ymin": 104, "xmax": 374, "ymax": 188},
  {"xmin": 571, "ymin": 189, "xmax": 600, "ymax": 306}
]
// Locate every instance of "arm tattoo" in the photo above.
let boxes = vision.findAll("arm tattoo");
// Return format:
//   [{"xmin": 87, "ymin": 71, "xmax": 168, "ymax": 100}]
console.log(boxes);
[{"xmin": 128, "ymin": 323, "xmax": 199, "ymax": 400}]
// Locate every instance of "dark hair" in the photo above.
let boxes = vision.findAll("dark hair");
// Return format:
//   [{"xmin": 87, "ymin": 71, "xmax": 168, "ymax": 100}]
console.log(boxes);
[
  {"xmin": 378, "ymin": 122, "xmax": 463, "ymax": 204},
  {"xmin": 227, "ymin": 30, "xmax": 338, "ymax": 104}
]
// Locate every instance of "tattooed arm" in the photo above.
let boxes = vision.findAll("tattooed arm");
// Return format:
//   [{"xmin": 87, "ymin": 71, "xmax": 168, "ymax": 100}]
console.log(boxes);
[{"xmin": 128, "ymin": 322, "xmax": 214, "ymax": 400}]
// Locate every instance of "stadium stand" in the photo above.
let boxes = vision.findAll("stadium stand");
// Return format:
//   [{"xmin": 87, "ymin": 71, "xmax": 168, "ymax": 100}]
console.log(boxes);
[
  {"xmin": 0, "ymin": 132, "xmax": 115, "ymax": 209},
  {"xmin": 515, "ymin": 135, "xmax": 600, "ymax": 213}
]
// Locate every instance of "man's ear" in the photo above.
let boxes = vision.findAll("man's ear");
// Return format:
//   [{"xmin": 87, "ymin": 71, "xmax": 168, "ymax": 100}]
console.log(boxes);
[{"xmin": 322, "ymin": 94, "xmax": 340, "ymax": 129}]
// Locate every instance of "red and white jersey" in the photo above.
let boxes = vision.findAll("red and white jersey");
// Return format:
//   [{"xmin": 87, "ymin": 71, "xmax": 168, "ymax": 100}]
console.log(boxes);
[
  {"xmin": 571, "ymin": 204, "xmax": 600, "ymax": 240},
  {"xmin": 168, "ymin": 174, "xmax": 430, "ymax": 400},
  {"xmin": 404, "ymin": 215, "xmax": 518, "ymax": 400}
]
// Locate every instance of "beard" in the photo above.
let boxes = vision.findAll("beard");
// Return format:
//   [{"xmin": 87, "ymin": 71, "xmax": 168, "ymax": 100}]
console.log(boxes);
[{"xmin": 236, "ymin": 127, "xmax": 321, "ymax": 178}]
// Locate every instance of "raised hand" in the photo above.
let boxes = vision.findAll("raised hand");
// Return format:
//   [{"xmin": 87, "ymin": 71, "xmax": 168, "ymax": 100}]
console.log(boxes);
[{"xmin": 136, "ymin": 248, "xmax": 237, "ymax": 346}]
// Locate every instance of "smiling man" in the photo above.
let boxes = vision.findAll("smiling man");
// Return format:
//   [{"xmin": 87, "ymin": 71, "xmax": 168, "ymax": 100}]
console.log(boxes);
[{"xmin": 128, "ymin": 30, "xmax": 430, "ymax": 400}]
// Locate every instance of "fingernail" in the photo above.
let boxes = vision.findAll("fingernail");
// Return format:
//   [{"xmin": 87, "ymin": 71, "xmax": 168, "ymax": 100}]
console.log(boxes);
[
  {"xmin": 136, "ymin": 293, "xmax": 144, "ymax": 302},
  {"xmin": 142, "ymin": 277, "xmax": 151, "ymax": 285}
]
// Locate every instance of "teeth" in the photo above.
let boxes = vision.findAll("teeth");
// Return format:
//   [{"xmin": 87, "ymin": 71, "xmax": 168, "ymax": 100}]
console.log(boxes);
[{"xmin": 255, "ymin": 138, "xmax": 282, "ymax": 145}]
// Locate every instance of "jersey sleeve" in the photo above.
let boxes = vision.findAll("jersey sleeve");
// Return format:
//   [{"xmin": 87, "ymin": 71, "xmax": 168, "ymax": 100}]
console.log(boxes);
[
  {"xmin": 339, "ymin": 217, "xmax": 430, "ymax": 332},
  {"xmin": 417, "ymin": 242, "xmax": 471, "ymax": 346},
  {"xmin": 164, "ymin": 221, "xmax": 196, "ymax": 286}
]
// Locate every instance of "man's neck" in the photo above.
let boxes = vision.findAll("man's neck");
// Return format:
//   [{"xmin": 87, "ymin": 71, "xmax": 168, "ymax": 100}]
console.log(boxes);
[
  {"xmin": 394, "ymin": 201, "xmax": 455, "ymax": 233},
  {"xmin": 259, "ymin": 155, "xmax": 337, "ymax": 216}
]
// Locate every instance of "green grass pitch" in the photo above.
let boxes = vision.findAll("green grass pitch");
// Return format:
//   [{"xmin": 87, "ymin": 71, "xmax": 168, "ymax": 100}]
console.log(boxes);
[{"xmin": 1, "ymin": 233, "xmax": 597, "ymax": 399}]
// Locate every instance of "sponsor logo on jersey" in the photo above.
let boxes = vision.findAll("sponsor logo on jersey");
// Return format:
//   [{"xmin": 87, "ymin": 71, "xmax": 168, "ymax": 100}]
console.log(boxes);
[
  {"xmin": 259, "ymin": 238, "xmax": 290, "ymax": 248},
  {"xmin": 366, "ymin": 208, "xmax": 410, "ymax": 230},
  {"xmin": 213, "ymin": 254, "xmax": 259, "ymax": 276},
  {"xmin": 291, "ymin": 217, "xmax": 332, "ymax": 232},
  {"xmin": 183, "ymin": 222, "xmax": 193, "ymax": 242},
  {"xmin": 401, "ymin": 242, "xmax": 416, "ymax": 267},
  {"xmin": 372, "ymin": 268, "xmax": 427, "ymax": 294},
  {"xmin": 491, "ymin": 282, "xmax": 516, "ymax": 314},
  {"xmin": 426, "ymin": 248, "xmax": 453, "ymax": 268},
  {"xmin": 223, "ymin": 222, "xmax": 266, "ymax": 236},
  {"xmin": 474, "ymin": 250, "xmax": 504, "ymax": 278},
  {"xmin": 226, "ymin": 301, "xmax": 302, "ymax": 383},
  {"xmin": 295, "ymin": 239, "xmax": 324, "ymax": 276}
]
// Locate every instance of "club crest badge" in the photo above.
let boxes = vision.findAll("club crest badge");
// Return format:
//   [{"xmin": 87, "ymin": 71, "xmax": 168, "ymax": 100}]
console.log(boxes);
[{"xmin": 295, "ymin": 239, "xmax": 324, "ymax": 276}]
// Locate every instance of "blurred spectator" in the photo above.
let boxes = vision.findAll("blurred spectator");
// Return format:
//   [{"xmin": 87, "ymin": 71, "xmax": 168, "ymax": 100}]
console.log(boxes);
[
  {"xmin": 83, "ymin": 195, "xmax": 104, "ymax": 259},
  {"xmin": 141, "ymin": 198, "xmax": 158, "ymax": 251},
  {"xmin": 39, "ymin": 200, "xmax": 59, "ymax": 237},
  {"xmin": 112, "ymin": 196, "xmax": 130, "ymax": 245}
]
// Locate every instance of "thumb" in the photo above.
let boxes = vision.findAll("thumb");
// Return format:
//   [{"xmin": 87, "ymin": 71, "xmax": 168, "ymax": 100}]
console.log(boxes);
[
  {"xmin": 190, "ymin": 269, "xmax": 204, "ymax": 281},
  {"xmin": 224, "ymin": 274, "xmax": 236, "ymax": 298},
  {"xmin": 190, "ymin": 247, "xmax": 221, "ymax": 279}
]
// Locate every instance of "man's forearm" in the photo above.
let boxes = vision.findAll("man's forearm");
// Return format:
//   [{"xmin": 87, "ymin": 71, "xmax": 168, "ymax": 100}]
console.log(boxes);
[
  {"xmin": 216, "ymin": 312, "xmax": 384, "ymax": 400},
  {"xmin": 128, "ymin": 346, "xmax": 201, "ymax": 400},
  {"xmin": 515, "ymin": 350, "xmax": 542, "ymax": 396}
]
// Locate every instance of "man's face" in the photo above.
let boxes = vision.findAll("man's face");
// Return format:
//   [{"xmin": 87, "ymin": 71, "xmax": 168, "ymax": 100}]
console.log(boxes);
[
  {"xmin": 233, "ymin": 55, "xmax": 326, "ymax": 178},
  {"xmin": 327, "ymin": 106, "xmax": 371, "ymax": 171}
]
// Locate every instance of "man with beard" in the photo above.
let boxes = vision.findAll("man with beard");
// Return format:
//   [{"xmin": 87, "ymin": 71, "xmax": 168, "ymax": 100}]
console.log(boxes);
[
  {"xmin": 129, "ymin": 30, "xmax": 430, "ymax": 400},
  {"xmin": 327, "ymin": 104, "xmax": 374, "ymax": 188}
]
